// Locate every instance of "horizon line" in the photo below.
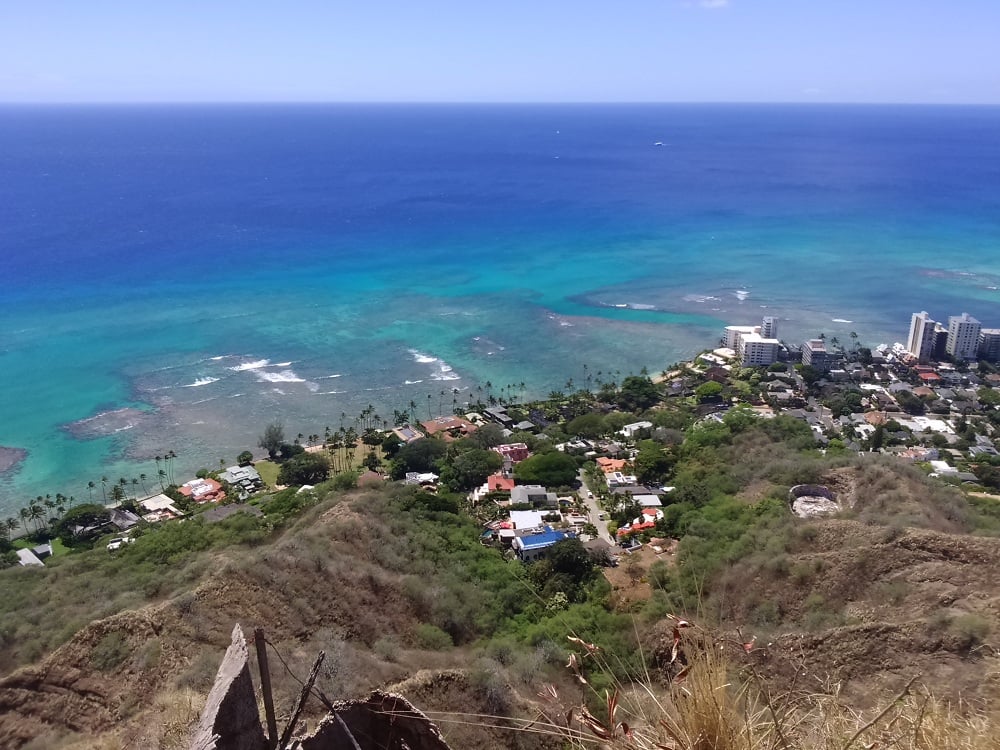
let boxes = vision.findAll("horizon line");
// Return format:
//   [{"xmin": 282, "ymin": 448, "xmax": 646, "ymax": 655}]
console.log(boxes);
[{"xmin": 1, "ymin": 99, "xmax": 999, "ymax": 108}]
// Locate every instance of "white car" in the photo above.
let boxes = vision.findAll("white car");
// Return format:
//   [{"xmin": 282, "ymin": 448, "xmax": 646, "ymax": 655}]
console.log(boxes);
[{"xmin": 106, "ymin": 537, "xmax": 134, "ymax": 551}]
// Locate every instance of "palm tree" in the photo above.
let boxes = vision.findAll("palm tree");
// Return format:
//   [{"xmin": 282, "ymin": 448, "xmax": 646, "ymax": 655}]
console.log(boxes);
[
  {"xmin": 100, "ymin": 476, "xmax": 109, "ymax": 502},
  {"xmin": 119, "ymin": 478, "xmax": 129, "ymax": 500},
  {"xmin": 28, "ymin": 503, "xmax": 45, "ymax": 531},
  {"xmin": 139, "ymin": 473, "xmax": 148, "ymax": 495},
  {"xmin": 87, "ymin": 480, "xmax": 95, "ymax": 501},
  {"xmin": 157, "ymin": 469, "xmax": 167, "ymax": 491},
  {"xmin": 18, "ymin": 507, "xmax": 30, "ymax": 536},
  {"xmin": 167, "ymin": 450, "xmax": 178, "ymax": 484},
  {"xmin": 5, "ymin": 517, "xmax": 18, "ymax": 540},
  {"xmin": 132, "ymin": 478, "xmax": 140, "ymax": 498}
]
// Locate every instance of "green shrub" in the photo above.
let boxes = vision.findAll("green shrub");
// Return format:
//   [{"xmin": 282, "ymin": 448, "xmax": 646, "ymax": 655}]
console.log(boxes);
[
  {"xmin": 90, "ymin": 631, "xmax": 129, "ymax": 672},
  {"xmin": 414, "ymin": 623, "xmax": 453, "ymax": 651}
]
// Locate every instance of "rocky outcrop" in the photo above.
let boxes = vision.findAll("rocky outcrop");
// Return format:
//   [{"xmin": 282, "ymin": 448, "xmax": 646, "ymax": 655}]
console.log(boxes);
[
  {"xmin": 189, "ymin": 626, "xmax": 453, "ymax": 750},
  {"xmin": 190, "ymin": 625, "xmax": 267, "ymax": 750}
]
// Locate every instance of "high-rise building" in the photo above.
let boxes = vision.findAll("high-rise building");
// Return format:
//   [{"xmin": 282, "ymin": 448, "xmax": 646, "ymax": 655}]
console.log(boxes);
[
  {"xmin": 761, "ymin": 316, "xmax": 777, "ymax": 339},
  {"xmin": 802, "ymin": 339, "xmax": 832, "ymax": 372},
  {"xmin": 906, "ymin": 311, "xmax": 937, "ymax": 362},
  {"xmin": 946, "ymin": 313, "xmax": 981, "ymax": 360},
  {"xmin": 737, "ymin": 332, "xmax": 780, "ymax": 366},
  {"xmin": 979, "ymin": 329, "xmax": 1000, "ymax": 363}
]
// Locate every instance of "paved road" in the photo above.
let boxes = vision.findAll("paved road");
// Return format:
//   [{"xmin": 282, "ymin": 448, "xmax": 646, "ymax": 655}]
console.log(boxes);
[{"xmin": 577, "ymin": 469, "xmax": 615, "ymax": 545}]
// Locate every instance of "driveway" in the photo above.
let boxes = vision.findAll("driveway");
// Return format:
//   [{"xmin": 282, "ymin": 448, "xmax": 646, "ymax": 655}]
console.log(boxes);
[{"xmin": 577, "ymin": 468, "xmax": 614, "ymax": 545}]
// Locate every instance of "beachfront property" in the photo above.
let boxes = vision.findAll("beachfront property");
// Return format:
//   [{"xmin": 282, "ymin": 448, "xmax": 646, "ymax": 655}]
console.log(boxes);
[
  {"xmin": 723, "ymin": 319, "xmax": 781, "ymax": 367},
  {"xmin": 761, "ymin": 316, "xmax": 778, "ymax": 339},
  {"xmin": 139, "ymin": 494, "xmax": 186, "ymax": 523},
  {"xmin": 219, "ymin": 464, "xmax": 265, "ymax": 496},
  {"xmin": 801, "ymin": 339, "xmax": 833, "ymax": 372},
  {"xmin": 420, "ymin": 415, "xmax": 478, "ymax": 441},
  {"xmin": 178, "ymin": 477, "xmax": 225, "ymax": 504},
  {"xmin": 946, "ymin": 313, "xmax": 981, "ymax": 360},
  {"xmin": 907, "ymin": 311, "xmax": 938, "ymax": 362},
  {"xmin": 979, "ymin": 329, "xmax": 1000, "ymax": 363},
  {"xmin": 391, "ymin": 424, "xmax": 424, "ymax": 444}
]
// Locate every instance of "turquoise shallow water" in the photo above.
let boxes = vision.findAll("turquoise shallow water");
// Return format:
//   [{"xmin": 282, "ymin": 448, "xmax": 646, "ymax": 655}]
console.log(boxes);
[{"xmin": 1, "ymin": 104, "xmax": 999, "ymax": 516}]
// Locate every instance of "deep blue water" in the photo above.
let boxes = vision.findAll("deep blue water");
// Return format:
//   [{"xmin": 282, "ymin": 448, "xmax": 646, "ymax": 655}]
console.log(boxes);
[{"xmin": 1, "ymin": 104, "xmax": 999, "ymax": 515}]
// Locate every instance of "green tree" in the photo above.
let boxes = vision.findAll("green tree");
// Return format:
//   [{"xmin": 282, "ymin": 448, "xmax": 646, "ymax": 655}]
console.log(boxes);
[
  {"xmin": 257, "ymin": 421, "xmax": 285, "ymax": 459},
  {"xmin": 389, "ymin": 438, "xmax": 448, "ymax": 479},
  {"xmin": 514, "ymin": 452, "xmax": 578, "ymax": 487},
  {"xmin": 528, "ymin": 538, "xmax": 598, "ymax": 602},
  {"xmin": 54, "ymin": 503, "xmax": 111, "ymax": 545},
  {"xmin": 566, "ymin": 412, "xmax": 606, "ymax": 438},
  {"xmin": 277, "ymin": 452, "xmax": 331, "ymax": 486},
  {"xmin": 633, "ymin": 440, "xmax": 674, "ymax": 484},
  {"xmin": 695, "ymin": 381, "xmax": 723, "ymax": 402},
  {"xmin": 616, "ymin": 375, "xmax": 660, "ymax": 412},
  {"xmin": 236, "ymin": 450, "xmax": 254, "ymax": 466},
  {"xmin": 440, "ymin": 448, "xmax": 502, "ymax": 491}
]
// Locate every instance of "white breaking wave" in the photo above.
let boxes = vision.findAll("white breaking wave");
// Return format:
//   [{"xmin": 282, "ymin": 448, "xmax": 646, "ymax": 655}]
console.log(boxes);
[
  {"xmin": 404, "ymin": 379, "xmax": 424, "ymax": 385},
  {"xmin": 408, "ymin": 349, "xmax": 438, "ymax": 364},
  {"xmin": 832, "ymin": 318, "xmax": 853, "ymax": 323},
  {"xmin": 182, "ymin": 377, "xmax": 220, "ymax": 388},
  {"xmin": 431, "ymin": 362, "xmax": 461, "ymax": 382},
  {"xmin": 734, "ymin": 289, "xmax": 750, "ymax": 301},
  {"xmin": 272, "ymin": 361, "xmax": 293, "ymax": 367},
  {"xmin": 230, "ymin": 359, "xmax": 270, "ymax": 371},
  {"xmin": 318, "ymin": 373, "xmax": 343, "ymax": 379},
  {"xmin": 254, "ymin": 369, "xmax": 306, "ymax": 383}
]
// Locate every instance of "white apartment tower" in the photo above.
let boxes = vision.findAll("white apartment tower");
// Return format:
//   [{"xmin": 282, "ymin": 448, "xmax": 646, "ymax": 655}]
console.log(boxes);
[
  {"xmin": 946, "ymin": 313, "xmax": 981, "ymax": 360},
  {"xmin": 906, "ymin": 311, "xmax": 937, "ymax": 363},
  {"xmin": 761, "ymin": 316, "xmax": 777, "ymax": 339}
]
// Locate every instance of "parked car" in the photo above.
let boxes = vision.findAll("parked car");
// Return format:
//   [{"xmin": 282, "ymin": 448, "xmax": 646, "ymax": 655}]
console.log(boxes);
[{"xmin": 106, "ymin": 537, "xmax": 134, "ymax": 551}]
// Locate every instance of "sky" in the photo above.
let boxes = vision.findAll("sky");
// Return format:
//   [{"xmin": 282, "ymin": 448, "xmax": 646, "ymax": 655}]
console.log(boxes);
[{"xmin": 1, "ymin": 0, "xmax": 999, "ymax": 104}]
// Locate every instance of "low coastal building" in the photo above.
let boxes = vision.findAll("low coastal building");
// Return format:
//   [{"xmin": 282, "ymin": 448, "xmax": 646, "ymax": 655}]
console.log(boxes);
[
  {"xmin": 420, "ymin": 415, "xmax": 478, "ymax": 441},
  {"xmin": 511, "ymin": 526, "xmax": 576, "ymax": 562},
  {"xmin": 220, "ymin": 465, "xmax": 265, "ymax": 495},
  {"xmin": 391, "ymin": 424, "xmax": 424, "ymax": 444},
  {"xmin": 16, "ymin": 548, "xmax": 45, "ymax": 567},
  {"xmin": 178, "ymin": 477, "xmax": 225, "ymax": 504},
  {"xmin": 510, "ymin": 484, "xmax": 558, "ymax": 508},
  {"xmin": 139, "ymin": 494, "xmax": 186, "ymax": 523},
  {"xmin": 493, "ymin": 443, "xmax": 530, "ymax": 463},
  {"xmin": 619, "ymin": 421, "xmax": 653, "ymax": 439}
]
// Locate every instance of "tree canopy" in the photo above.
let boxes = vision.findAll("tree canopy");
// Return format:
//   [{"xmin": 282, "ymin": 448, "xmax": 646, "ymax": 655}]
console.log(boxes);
[
  {"xmin": 277, "ymin": 452, "xmax": 330, "ymax": 486},
  {"xmin": 616, "ymin": 375, "xmax": 660, "ymax": 412},
  {"xmin": 514, "ymin": 451, "xmax": 578, "ymax": 487},
  {"xmin": 258, "ymin": 422, "xmax": 285, "ymax": 459}
]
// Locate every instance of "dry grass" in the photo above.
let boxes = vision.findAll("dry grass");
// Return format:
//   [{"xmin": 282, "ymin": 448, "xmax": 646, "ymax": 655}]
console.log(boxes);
[{"xmin": 501, "ymin": 616, "xmax": 1000, "ymax": 750}]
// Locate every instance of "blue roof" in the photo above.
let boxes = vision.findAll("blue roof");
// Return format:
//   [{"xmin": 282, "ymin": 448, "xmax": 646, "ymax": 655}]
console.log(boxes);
[{"xmin": 519, "ymin": 528, "xmax": 574, "ymax": 551}]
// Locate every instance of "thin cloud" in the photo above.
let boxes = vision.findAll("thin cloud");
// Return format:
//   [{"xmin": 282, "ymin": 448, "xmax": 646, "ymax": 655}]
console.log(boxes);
[{"xmin": 700, "ymin": 0, "xmax": 730, "ymax": 8}]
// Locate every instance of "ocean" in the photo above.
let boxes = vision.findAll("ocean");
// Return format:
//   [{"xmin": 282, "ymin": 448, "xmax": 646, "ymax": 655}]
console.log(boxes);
[{"xmin": 1, "ymin": 103, "xmax": 999, "ymax": 516}]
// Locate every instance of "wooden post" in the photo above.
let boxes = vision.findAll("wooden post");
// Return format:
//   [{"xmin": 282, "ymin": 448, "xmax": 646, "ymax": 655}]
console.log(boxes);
[{"xmin": 254, "ymin": 627, "xmax": 279, "ymax": 749}]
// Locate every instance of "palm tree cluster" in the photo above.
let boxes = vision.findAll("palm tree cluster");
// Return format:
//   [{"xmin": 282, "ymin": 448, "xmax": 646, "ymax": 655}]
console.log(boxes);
[{"xmin": 2, "ymin": 493, "xmax": 73, "ymax": 541}]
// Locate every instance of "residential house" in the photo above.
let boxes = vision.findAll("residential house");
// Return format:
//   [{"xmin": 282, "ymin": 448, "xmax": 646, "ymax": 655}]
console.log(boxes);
[
  {"xmin": 619, "ymin": 421, "xmax": 653, "ymax": 439},
  {"xmin": 493, "ymin": 443, "xmax": 530, "ymax": 463},
  {"xmin": 220, "ymin": 465, "xmax": 265, "ymax": 495},
  {"xmin": 178, "ymin": 477, "xmax": 225, "ymax": 504},
  {"xmin": 510, "ymin": 484, "xmax": 558, "ymax": 508},
  {"xmin": 511, "ymin": 526, "xmax": 576, "ymax": 561},
  {"xmin": 420, "ymin": 415, "xmax": 478, "ymax": 441}
]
